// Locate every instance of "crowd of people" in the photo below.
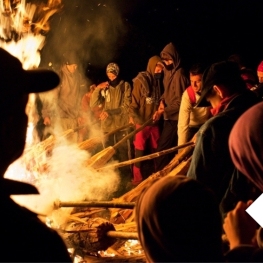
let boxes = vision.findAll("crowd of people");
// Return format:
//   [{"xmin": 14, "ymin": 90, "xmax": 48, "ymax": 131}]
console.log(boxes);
[{"xmin": 2, "ymin": 40, "xmax": 263, "ymax": 261}]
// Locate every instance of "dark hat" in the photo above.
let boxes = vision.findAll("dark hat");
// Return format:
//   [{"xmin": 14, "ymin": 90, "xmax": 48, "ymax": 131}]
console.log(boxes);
[
  {"xmin": 196, "ymin": 61, "xmax": 242, "ymax": 107},
  {"xmin": 0, "ymin": 48, "xmax": 60, "ymax": 100}
]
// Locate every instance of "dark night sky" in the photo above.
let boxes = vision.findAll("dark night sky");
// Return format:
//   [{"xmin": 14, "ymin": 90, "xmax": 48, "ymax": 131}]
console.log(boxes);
[{"xmin": 40, "ymin": 0, "xmax": 263, "ymax": 84}]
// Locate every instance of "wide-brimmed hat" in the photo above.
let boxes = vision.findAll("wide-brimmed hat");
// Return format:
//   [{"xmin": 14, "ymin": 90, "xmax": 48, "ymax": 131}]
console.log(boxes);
[
  {"xmin": 0, "ymin": 47, "xmax": 60, "ymax": 100},
  {"xmin": 196, "ymin": 61, "xmax": 242, "ymax": 107}
]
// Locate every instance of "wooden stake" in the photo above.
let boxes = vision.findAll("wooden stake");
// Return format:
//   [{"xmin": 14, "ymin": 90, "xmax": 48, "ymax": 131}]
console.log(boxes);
[{"xmin": 98, "ymin": 141, "xmax": 194, "ymax": 170}]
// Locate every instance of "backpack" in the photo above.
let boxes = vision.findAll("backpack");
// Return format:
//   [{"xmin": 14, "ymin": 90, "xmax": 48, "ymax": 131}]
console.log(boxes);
[{"xmin": 186, "ymin": 86, "xmax": 196, "ymax": 106}]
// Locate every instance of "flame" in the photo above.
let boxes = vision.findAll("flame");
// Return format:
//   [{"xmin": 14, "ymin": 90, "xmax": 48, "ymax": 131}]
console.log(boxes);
[{"xmin": 1, "ymin": 0, "xmax": 62, "ymax": 182}]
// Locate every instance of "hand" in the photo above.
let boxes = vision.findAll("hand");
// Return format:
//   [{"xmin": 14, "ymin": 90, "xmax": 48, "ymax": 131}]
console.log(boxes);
[
  {"xmin": 158, "ymin": 99, "xmax": 165, "ymax": 111},
  {"xmin": 129, "ymin": 116, "xmax": 135, "ymax": 125},
  {"xmin": 99, "ymin": 111, "xmax": 109, "ymax": 121},
  {"xmin": 97, "ymin": 81, "xmax": 109, "ymax": 90},
  {"xmin": 153, "ymin": 110, "xmax": 163, "ymax": 121},
  {"xmin": 43, "ymin": 116, "xmax": 51, "ymax": 126},
  {"xmin": 191, "ymin": 133, "xmax": 197, "ymax": 144},
  {"xmin": 223, "ymin": 200, "xmax": 258, "ymax": 249}
]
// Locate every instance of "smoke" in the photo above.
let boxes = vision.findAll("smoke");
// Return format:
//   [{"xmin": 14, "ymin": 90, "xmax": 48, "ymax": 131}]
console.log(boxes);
[
  {"xmin": 7, "ymin": 141, "xmax": 121, "ymax": 225},
  {"xmin": 41, "ymin": 1, "xmax": 128, "ymax": 74}
]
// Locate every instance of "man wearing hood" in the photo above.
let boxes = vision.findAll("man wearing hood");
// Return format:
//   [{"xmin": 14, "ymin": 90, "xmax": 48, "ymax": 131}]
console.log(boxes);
[
  {"xmin": 42, "ymin": 51, "xmax": 87, "ymax": 142},
  {"xmin": 153, "ymin": 42, "xmax": 189, "ymax": 171},
  {"xmin": 129, "ymin": 56, "xmax": 164, "ymax": 185}
]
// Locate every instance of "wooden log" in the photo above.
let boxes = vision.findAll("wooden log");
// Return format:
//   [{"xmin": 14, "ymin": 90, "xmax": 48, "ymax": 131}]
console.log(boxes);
[
  {"xmin": 109, "ymin": 144, "xmax": 195, "ymax": 223},
  {"xmin": 60, "ymin": 217, "xmax": 117, "ymax": 253},
  {"xmin": 54, "ymin": 200, "xmax": 135, "ymax": 209},
  {"xmin": 98, "ymin": 142, "xmax": 194, "ymax": 170}
]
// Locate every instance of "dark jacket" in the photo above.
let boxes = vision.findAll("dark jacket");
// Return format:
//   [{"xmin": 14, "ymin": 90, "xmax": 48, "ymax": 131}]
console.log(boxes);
[
  {"xmin": 160, "ymin": 43, "xmax": 189, "ymax": 121},
  {"xmin": 187, "ymin": 90, "xmax": 260, "ymax": 203},
  {"xmin": 129, "ymin": 56, "xmax": 163, "ymax": 124}
]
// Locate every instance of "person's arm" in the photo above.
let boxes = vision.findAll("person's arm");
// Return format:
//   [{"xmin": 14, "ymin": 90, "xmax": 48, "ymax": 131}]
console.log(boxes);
[
  {"xmin": 163, "ymin": 73, "xmax": 189, "ymax": 118},
  {"xmin": 89, "ymin": 82, "xmax": 107, "ymax": 108},
  {"xmin": 178, "ymin": 91, "xmax": 192, "ymax": 145},
  {"xmin": 129, "ymin": 81, "xmax": 142, "ymax": 124}
]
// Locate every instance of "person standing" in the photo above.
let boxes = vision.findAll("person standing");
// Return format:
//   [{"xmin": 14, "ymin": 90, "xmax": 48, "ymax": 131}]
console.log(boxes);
[
  {"xmin": 153, "ymin": 42, "xmax": 189, "ymax": 171},
  {"xmin": 42, "ymin": 51, "xmax": 87, "ymax": 142},
  {"xmin": 90, "ymin": 63, "xmax": 132, "ymax": 188},
  {"xmin": 129, "ymin": 55, "xmax": 164, "ymax": 185},
  {"xmin": 177, "ymin": 63, "xmax": 211, "ymax": 146}
]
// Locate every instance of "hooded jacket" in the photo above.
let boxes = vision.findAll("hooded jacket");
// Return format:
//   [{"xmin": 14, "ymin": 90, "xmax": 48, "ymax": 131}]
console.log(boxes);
[
  {"xmin": 160, "ymin": 43, "xmax": 189, "ymax": 120},
  {"xmin": 90, "ymin": 79, "xmax": 132, "ymax": 132},
  {"xmin": 129, "ymin": 56, "xmax": 163, "ymax": 124}
]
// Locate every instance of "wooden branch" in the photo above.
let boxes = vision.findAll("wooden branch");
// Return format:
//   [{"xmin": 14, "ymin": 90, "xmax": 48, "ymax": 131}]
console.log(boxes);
[
  {"xmin": 98, "ymin": 142, "xmax": 194, "ymax": 170},
  {"xmin": 54, "ymin": 200, "xmax": 135, "ymax": 209}
]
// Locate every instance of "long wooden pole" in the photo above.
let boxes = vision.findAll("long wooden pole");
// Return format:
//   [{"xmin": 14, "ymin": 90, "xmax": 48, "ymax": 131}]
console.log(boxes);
[
  {"xmin": 98, "ymin": 141, "xmax": 194, "ymax": 170},
  {"xmin": 86, "ymin": 119, "xmax": 153, "ymax": 169},
  {"xmin": 59, "ymin": 229, "xmax": 138, "ymax": 240},
  {"xmin": 54, "ymin": 200, "xmax": 135, "ymax": 209}
]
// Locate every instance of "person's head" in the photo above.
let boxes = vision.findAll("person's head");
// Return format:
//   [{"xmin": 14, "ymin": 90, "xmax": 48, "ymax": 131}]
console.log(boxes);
[
  {"xmin": 160, "ymin": 42, "xmax": 180, "ymax": 70},
  {"xmin": 146, "ymin": 55, "xmax": 164, "ymax": 78},
  {"xmin": 66, "ymin": 64, "xmax": 77, "ymax": 73},
  {"xmin": 229, "ymin": 101, "xmax": 263, "ymax": 192},
  {"xmin": 189, "ymin": 63, "xmax": 205, "ymax": 93},
  {"xmin": 257, "ymin": 61, "xmax": 263, "ymax": 83},
  {"xmin": 0, "ymin": 48, "xmax": 60, "ymax": 175},
  {"xmin": 136, "ymin": 175, "xmax": 223, "ymax": 262},
  {"xmin": 196, "ymin": 61, "xmax": 247, "ymax": 108},
  {"xmin": 106, "ymin": 62, "xmax": 119, "ymax": 82}
]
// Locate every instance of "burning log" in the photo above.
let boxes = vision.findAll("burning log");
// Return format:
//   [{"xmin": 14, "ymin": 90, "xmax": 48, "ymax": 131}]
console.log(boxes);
[
  {"xmin": 58, "ymin": 217, "xmax": 138, "ymax": 254},
  {"xmin": 98, "ymin": 142, "xmax": 194, "ymax": 171},
  {"xmin": 86, "ymin": 119, "xmax": 153, "ymax": 169},
  {"xmin": 54, "ymin": 200, "xmax": 135, "ymax": 209}
]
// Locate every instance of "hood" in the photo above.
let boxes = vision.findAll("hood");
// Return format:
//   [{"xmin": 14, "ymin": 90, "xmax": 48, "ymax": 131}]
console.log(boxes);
[
  {"xmin": 146, "ymin": 55, "xmax": 163, "ymax": 76},
  {"xmin": 161, "ymin": 42, "xmax": 181, "ymax": 70}
]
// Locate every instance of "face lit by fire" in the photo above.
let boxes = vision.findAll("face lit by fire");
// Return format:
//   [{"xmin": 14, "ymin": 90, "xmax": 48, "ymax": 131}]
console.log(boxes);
[
  {"xmin": 107, "ymin": 72, "xmax": 117, "ymax": 82},
  {"xmin": 66, "ymin": 64, "xmax": 77, "ymax": 73},
  {"xmin": 190, "ymin": 73, "xmax": 202, "ymax": 93},
  {"xmin": 154, "ymin": 63, "xmax": 164, "ymax": 73}
]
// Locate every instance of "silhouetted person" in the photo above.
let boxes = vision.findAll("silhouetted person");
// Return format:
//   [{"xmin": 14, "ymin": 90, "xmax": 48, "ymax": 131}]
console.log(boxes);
[
  {"xmin": 0, "ymin": 48, "xmax": 71, "ymax": 262},
  {"xmin": 136, "ymin": 176, "xmax": 223, "ymax": 262}
]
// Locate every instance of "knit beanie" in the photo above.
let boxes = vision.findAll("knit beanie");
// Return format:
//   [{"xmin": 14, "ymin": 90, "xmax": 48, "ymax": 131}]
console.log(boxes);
[
  {"xmin": 257, "ymin": 61, "xmax": 263, "ymax": 72},
  {"xmin": 106, "ymin": 63, "xmax": 119, "ymax": 76}
]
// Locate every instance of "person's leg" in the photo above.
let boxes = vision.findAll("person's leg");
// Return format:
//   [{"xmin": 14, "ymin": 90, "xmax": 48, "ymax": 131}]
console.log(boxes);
[
  {"xmin": 149, "ymin": 125, "xmax": 161, "ymax": 171},
  {"xmin": 132, "ymin": 125, "xmax": 150, "ymax": 184},
  {"xmin": 154, "ymin": 120, "xmax": 178, "ymax": 171}
]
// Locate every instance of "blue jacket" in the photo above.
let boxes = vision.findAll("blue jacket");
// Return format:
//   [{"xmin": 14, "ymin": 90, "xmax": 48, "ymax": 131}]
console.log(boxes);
[{"xmin": 187, "ymin": 90, "xmax": 259, "ymax": 202}]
